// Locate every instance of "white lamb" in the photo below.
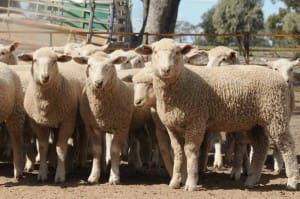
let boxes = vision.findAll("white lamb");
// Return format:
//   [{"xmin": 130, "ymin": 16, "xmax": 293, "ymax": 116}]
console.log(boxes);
[
  {"xmin": 18, "ymin": 48, "xmax": 81, "ymax": 183},
  {"xmin": 0, "ymin": 62, "xmax": 25, "ymax": 179},
  {"xmin": 73, "ymin": 54, "xmax": 134, "ymax": 184},
  {"xmin": 0, "ymin": 42, "xmax": 19, "ymax": 65},
  {"xmin": 134, "ymin": 38, "xmax": 298, "ymax": 191},
  {"xmin": 110, "ymin": 49, "xmax": 145, "ymax": 70}
]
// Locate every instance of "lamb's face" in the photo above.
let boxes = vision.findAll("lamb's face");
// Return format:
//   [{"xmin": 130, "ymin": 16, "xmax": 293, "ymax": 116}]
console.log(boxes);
[
  {"xmin": 81, "ymin": 55, "xmax": 126, "ymax": 90},
  {"xmin": 130, "ymin": 55, "xmax": 145, "ymax": 68},
  {"xmin": 0, "ymin": 42, "xmax": 18, "ymax": 64},
  {"xmin": 134, "ymin": 82, "xmax": 155, "ymax": 108},
  {"xmin": 207, "ymin": 48, "xmax": 239, "ymax": 68},
  {"xmin": 135, "ymin": 39, "xmax": 192, "ymax": 80},
  {"xmin": 87, "ymin": 57, "xmax": 116, "ymax": 89},
  {"xmin": 64, "ymin": 43, "xmax": 81, "ymax": 56},
  {"xmin": 18, "ymin": 48, "xmax": 72, "ymax": 86},
  {"xmin": 267, "ymin": 58, "xmax": 300, "ymax": 84}
]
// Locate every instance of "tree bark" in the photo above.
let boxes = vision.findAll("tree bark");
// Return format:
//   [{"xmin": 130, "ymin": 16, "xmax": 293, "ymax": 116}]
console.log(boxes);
[{"xmin": 143, "ymin": 0, "xmax": 181, "ymax": 44}]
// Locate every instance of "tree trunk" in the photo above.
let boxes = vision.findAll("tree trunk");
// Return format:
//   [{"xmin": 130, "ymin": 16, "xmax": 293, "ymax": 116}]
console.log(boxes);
[{"xmin": 143, "ymin": 0, "xmax": 181, "ymax": 44}]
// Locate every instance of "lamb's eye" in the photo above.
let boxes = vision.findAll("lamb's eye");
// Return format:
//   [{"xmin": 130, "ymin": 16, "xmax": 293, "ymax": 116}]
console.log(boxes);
[
  {"xmin": 274, "ymin": 68, "xmax": 278, "ymax": 71},
  {"xmin": 1, "ymin": 52, "xmax": 5, "ymax": 55}
]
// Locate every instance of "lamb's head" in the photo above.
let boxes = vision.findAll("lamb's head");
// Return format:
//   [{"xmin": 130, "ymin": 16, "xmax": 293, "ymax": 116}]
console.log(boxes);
[
  {"xmin": 127, "ymin": 53, "xmax": 145, "ymax": 69},
  {"xmin": 132, "ymin": 66, "xmax": 156, "ymax": 108},
  {"xmin": 73, "ymin": 54, "xmax": 126, "ymax": 91},
  {"xmin": 18, "ymin": 48, "xmax": 72, "ymax": 86},
  {"xmin": 0, "ymin": 42, "xmax": 19, "ymax": 64},
  {"xmin": 206, "ymin": 46, "xmax": 239, "ymax": 67},
  {"xmin": 135, "ymin": 38, "xmax": 192, "ymax": 80},
  {"xmin": 266, "ymin": 58, "xmax": 300, "ymax": 84}
]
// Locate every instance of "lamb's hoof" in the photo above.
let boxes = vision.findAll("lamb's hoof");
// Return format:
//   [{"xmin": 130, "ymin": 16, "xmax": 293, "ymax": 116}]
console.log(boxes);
[
  {"xmin": 244, "ymin": 175, "xmax": 258, "ymax": 188},
  {"xmin": 88, "ymin": 175, "xmax": 99, "ymax": 184},
  {"xmin": 287, "ymin": 178, "xmax": 298, "ymax": 190},
  {"xmin": 14, "ymin": 169, "xmax": 23, "ymax": 181},
  {"xmin": 15, "ymin": 173, "xmax": 23, "ymax": 181},
  {"xmin": 24, "ymin": 163, "xmax": 34, "ymax": 173},
  {"xmin": 108, "ymin": 176, "xmax": 120, "ymax": 185},
  {"xmin": 169, "ymin": 180, "xmax": 181, "ymax": 189},
  {"xmin": 213, "ymin": 162, "xmax": 223, "ymax": 169},
  {"xmin": 230, "ymin": 168, "xmax": 241, "ymax": 181},
  {"xmin": 213, "ymin": 160, "xmax": 223, "ymax": 169},
  {"xmin": 37, "ymin": 173, "xmax": 48, "ymax": 182},
  {"xmin": 54, "ymin": 174, "xmax": 65, "ymax": 183},
  {"xmin": 108, "ymin": 180, "xmax": 120, "ymax": 185},
  {"xmin": 184, "ymin": 184, "xmax": 200, "ymax": 191},
  {"xmin": 274, "ymin": 169, "xmax": 281, "ymax": 175}
]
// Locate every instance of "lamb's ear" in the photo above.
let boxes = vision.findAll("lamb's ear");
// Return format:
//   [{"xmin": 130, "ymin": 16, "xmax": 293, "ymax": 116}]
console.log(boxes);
[
  {"xmin": 57, "ymin": 55, "xmax": 72, "ymax": 62},
  {"xmin": 8, "ymin": 42, "xmax": 19, "ymax": 52},
  {"xmin": 180, "ymin": 44, "xmax": 193, "ymax": 55},
  {"xmin": 73, "ymin": 56, "xmax": 88, "ymax": 64},
  {"xmin": 17, "ymin": 53, "xmax": 33, "ymax": 62},
  {"xmin": 186, "ymin": 51, "xmax": 204, "ymax": 60},
  {"xmin": 228, "ymin": 51, "xmax": 238, "ymax": 60},
  {"xmin": 292, "ymin": 58, "xmax": 300, "ymax": 67},
  {"xmin": 265, "ymin": 60, "xmax": 274, "ymax": 69},
  {"xmin": 111, "ymin": 56, "xmax": 127, "ymax": 65},
  {"xmin": 135, "ymin": 44, "xmax": 153, "ymax": 55}
]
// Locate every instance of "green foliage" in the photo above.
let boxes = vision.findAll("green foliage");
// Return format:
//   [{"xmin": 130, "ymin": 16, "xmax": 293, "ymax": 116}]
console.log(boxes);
[
  {"xmin": 272, "ymin": 0, "xmax": 300, "ymax": 11},
  {"xmin": 212, "ymin": 0, "xmax": 264, "ymax": 34},
  {"xmin": 198, "ymin": 7, "xmax": 220, "ymax": 45}
]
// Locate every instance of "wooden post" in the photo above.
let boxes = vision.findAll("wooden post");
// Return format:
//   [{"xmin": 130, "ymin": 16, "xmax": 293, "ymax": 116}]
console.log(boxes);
[
  {"xmin": 144, "ymin": 32, "xmax": 149, "ymax": 44},
  {"xmin": 87, "ymin": 0, "xmax": 96, "ymax": 44}
]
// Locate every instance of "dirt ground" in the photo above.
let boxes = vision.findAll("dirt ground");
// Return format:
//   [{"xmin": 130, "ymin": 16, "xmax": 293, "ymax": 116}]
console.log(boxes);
[{"xmin": 0, "ymin": 115, "xmax": 299, "ymax": 198}]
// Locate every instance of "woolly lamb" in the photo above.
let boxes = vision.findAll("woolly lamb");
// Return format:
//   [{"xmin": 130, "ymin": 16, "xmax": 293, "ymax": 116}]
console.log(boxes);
[
  {"xmin": 110, "ymin": 49, "xmax": 145, "ymax": 70},
  {"xmin": 134, "ymin": 38, "xmax": 298, "ymax": 191},
  {"xmin": 18, "ymin": 48, "xmax": 81, "ymax": 183},
  {"xmin": 0, "ymin": 62, "xmax": 25, "ymax": 179},
  {"xmin": 0, "ymin": 42, "xmax": 19, "ymax": 65},
  {"xmin": 73, "ymin": 54, "xmax": 134, "ymax": 184}
]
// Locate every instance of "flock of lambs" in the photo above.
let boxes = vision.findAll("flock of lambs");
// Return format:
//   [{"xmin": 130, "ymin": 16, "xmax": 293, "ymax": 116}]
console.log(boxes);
[{"xmin": 0, "ymin": 38, "xmax": 299, "ymax": 192}]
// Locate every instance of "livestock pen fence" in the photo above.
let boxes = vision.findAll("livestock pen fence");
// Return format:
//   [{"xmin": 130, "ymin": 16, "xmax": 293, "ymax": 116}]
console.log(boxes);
[{"xmin": 2, "ymin": 30, "xmax": 300, "ymax": 106}]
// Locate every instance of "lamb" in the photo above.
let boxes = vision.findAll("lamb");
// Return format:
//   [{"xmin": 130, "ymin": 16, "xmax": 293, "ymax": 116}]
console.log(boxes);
[
  {"xmin": 263, "ymin": 58, "xmax": 299, "ymax": 173},
  {"xmin": 132, "ymin": 68, "xmax": 174, "ymax": 177},
  {"xmin": 184, "ymin": 45, "xmax": 240, "ymax": 67},
  {"xmin": 0, "ymin": 42, "xmax": 19, "ymax": 65},
  {"xmin": 0, "ymin": 62, "xmax": 25, "ymax": 179},
  {"xmin": 134, "ymin": 38, "xmax": 299, "ymax": 191},
  {"xmin": 110, "ymin": 49, "xmax": 145, "ymax": 70},
  {"xmin": 73, "ymin": 54, "xmax": 134, "ymax": 184},
  {"xmin": 18, "ymin": 48, "xmax": 81, "ymax": 183},
  {"xmin": 53, "ymin": 42, "xmax": 110, "ymax": 57}
]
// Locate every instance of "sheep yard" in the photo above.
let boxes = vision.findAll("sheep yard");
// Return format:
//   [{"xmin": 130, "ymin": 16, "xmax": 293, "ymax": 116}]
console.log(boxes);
[{"xmin": 0, "ymin": 112, "xmax": 299, "ymax": 198}]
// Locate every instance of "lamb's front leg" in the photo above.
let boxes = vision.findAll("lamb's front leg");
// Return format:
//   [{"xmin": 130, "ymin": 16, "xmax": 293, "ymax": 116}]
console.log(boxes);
[
  {"xmin": 88, "ymin": 127, "xmax": 104, "ymax": 183},
  {"xmin": 168, "ymin": 129, "xmax": 185, "ymax": 189},
  {"xmin": 55, "ymin": 121, "xmax": 75, "ymax": 183},
  {"xmin": 109, "ymin": 131, "xmax": 128, "ymax": 185},
  {"xmin": 184, "ymin": 129, "xmax": 204, "ymax": 191},
  {"xmin": 30, "ymin": 122, "xmax": 50, "ymax": 182}
]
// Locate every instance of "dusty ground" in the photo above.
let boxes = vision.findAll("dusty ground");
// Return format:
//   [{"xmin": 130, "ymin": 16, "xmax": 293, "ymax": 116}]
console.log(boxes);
[{"xmin": 0, "ymin": 111, "xmax": 299, "ymax": 199}]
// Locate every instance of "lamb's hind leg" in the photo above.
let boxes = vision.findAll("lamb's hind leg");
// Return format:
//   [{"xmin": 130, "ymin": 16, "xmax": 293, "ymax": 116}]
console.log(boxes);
[
  {"xmin": 245, "ymin": 126, "xmax": 269, "ymax": 188},
  {"xmin": 6, "ymin": 117, "xmax": 25, "ymax": 179},
  {"xmin": 55, "ymin": 122, "xmax": 75, "ymax": 183},
  {"xmin": 271, "ymin": 128, "xmax": 299, "ymax": 190},
  {"xmin": 30, "ymin": 122, "xmax": 51, "ymax": 182}
]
